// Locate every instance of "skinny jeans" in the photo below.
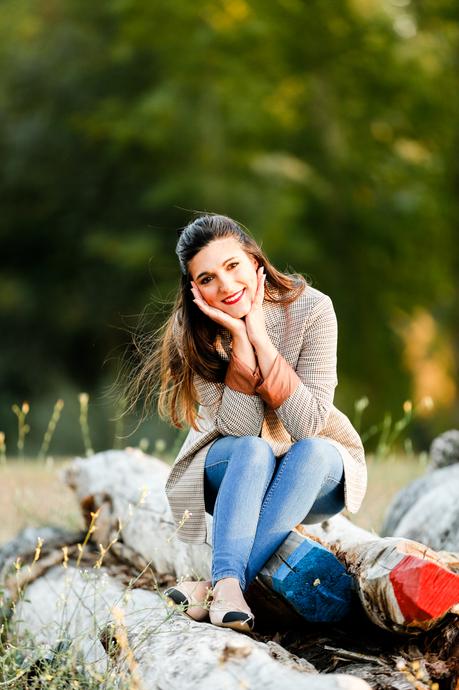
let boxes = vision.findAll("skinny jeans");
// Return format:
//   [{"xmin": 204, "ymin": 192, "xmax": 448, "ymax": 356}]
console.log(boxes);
[{"xmin": 204, "ymin": 435, "xmax": 345, "ymax": 592}]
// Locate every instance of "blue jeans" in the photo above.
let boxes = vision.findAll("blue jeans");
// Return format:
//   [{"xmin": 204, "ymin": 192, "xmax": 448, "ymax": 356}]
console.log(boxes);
[{"xmin": 204, "ymin": 435, "xmax": 345, "ymax": 592}]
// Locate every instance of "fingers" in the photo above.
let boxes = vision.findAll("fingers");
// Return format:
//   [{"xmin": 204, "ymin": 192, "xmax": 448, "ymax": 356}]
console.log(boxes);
[
  {"xmin": 190, "ymin": 282, "xmax": 210, "ymax": 314},
  {"xmin": 254, "ymin": 266, "xmax": 266, "ymax": 305}
]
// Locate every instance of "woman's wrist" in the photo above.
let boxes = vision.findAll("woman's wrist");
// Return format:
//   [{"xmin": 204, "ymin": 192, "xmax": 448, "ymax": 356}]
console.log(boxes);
[
  {"xmin": 228, "ymin": 321, "xmax": 247, "ymax": 339},
  {"xmin": 231, "ymin": 328, "xmax": 258, "ymax": 372}
]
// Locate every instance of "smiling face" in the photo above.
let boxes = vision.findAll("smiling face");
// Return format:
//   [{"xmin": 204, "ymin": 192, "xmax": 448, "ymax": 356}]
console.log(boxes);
[{"xmin": 188, "ymin": 236, "xmax": 259, "ymax": 318}]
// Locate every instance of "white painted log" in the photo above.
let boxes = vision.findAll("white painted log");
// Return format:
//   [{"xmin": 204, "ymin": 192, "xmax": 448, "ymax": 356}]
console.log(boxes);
[
  {"xmin": 13, "ymin": 564, "xmax": 370, "ymax": 690},
  {"xmin": 300, "ymin": 516, "xmax": 459, "ymax": 633}
]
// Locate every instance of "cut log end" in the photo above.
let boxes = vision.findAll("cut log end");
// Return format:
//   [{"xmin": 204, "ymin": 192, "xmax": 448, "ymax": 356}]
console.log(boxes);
[
  {"xmin": 269, "ymin": 538, "xmax": 354, "ymax": 623},
  {"xmin": 389, "ymin": 555, "xmax": 459, "ymax": 625}
]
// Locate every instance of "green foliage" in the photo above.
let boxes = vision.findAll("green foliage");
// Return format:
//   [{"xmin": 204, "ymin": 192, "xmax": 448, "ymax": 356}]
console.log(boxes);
[{"xmin": 0, "ymin": 0, "xmax": 458, "ymax": 451}]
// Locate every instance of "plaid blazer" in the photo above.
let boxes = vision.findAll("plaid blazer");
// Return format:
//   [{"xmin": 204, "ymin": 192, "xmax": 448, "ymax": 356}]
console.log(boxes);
[{"xmin": 165, "ymin": 283, "xmax": 367, "ymax": 544}]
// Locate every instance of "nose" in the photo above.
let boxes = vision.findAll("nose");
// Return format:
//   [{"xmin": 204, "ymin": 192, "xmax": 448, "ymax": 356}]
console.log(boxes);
[
  {"xmin": 219, "ymin": 283, "xmax": 242, "ymax": 298},
  {"xmin": 218, "ymin": 279, "xmax": 237, "ymax": 293}
]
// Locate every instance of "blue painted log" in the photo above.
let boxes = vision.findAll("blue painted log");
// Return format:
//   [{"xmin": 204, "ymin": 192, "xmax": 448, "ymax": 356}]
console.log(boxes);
[{"xmin": 259, "ymin": 532, "xmax": 354, "ymax": 623}]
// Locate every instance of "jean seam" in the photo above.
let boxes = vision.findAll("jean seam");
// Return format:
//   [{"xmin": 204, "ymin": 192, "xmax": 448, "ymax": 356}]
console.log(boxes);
[
  {"xmin": 206, "ymin": 458, "xmax": 231, "ymax": 470},
  {"xmin": 257, "ymin": 457, "xmax": 289, "ymax": 520}
]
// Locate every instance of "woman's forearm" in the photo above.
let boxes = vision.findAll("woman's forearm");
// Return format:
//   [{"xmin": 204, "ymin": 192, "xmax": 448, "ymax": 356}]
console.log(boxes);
[
  {"xmin": 231, "ymin": 329, "xmax": 258, "ymax": 373},
  {"xmin": 251, "ymin": 335, "xmax": 278, "ymax": 380},
  {"xmin": 231, "ymin": 327, "xmax": 278, "ymax": 381}
]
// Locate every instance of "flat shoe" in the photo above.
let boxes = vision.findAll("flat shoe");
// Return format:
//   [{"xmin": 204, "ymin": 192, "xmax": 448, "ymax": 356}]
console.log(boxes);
[
  {"xmin": 209, "ymin": 597, "xmax": 255, "ymax": 633},
  {"xmin": 164, "ymin": 580, "xmax": 213, "ymax": 622}
]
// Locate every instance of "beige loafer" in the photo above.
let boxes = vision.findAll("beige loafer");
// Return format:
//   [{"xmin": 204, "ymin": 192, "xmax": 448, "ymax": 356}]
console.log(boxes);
[
  {"xmin": 209, "ymin": 596, "xmax": 255, "ymax": 633},
  {"xmin": 164, "ymin": 579, "xmax": 213, "ymax": 622}
]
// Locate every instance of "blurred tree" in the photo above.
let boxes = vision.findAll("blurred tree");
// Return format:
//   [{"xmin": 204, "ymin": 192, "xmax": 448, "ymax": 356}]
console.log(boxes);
[{"xmin": 0, "ymin": 0, "xmax": 457, "ymax": 452}]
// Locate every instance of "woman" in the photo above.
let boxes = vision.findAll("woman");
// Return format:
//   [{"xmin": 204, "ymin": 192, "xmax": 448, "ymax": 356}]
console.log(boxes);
[{"xmin": 130, "ymin": 213, "xmax": 366, "ymax": 633}]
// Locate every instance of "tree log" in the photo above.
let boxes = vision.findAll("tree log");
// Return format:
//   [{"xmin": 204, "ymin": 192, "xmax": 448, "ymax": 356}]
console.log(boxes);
[
  {"xmin": 65, "ymin": 449, "xmax": 354, "ymax": 624},
  {"xmin": 63, "ymin": 450, "xmax": 459, "ymax": 636},
  {"xmin": 389, "ymin": 480, "xmax": 459, "ymax": 551},
  {"xmin": 2, "ymin": 451, "xmax": 458, "ymax": 689},
  {"xmin": 381, "ymin": 464, "xmax": 459, "ymax": 545},
  {"xmin": 258, "ymin": 529, "xmax": 354, "ymax": 623},
  {"xmin": 428, "ymin": 429, "xmax": 459, "ymax": 470},
  {"xmin": 11, "ymin": 563, "xmax": 371, "ymax": 690},
  {"xmin": 300, "ymin": 515, "xmax": 459, "ymax": 633}
]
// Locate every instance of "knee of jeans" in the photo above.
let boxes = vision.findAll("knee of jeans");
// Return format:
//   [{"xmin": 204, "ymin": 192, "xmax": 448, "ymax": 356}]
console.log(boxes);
[
  {"xmin": 232, "ymin": 435, "xmax": 275, "ymax": 469},
  {"xmin": 294, "ymin": 438, "xmax": 339, "ymax": 474}
]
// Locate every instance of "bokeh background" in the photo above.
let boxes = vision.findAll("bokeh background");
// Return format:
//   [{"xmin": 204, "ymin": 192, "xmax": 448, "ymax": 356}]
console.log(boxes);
[{"xmin": 1, "ymin": 0, "xmax": 458, "ymax": 462}]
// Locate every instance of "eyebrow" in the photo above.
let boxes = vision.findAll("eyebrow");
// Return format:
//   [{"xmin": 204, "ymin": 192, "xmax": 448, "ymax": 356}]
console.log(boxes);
[{"xmin": 196, "ymin": 256, "xmax": 239, "ymax": 280}]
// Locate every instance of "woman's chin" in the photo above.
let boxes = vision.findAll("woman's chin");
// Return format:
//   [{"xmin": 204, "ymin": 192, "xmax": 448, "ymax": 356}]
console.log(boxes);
[{"xmin": 232, "ymin": 304, "xmax": 251, "ymax": 319}]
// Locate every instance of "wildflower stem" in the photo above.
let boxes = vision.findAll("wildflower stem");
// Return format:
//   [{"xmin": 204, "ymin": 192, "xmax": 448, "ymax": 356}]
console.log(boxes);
[
  {"xmin": 11, "ymin": 402, "xmax": 30, "ymax": 460},
  {"xmin": 78, "ymin": 393, "xmax": 94, "ymax": 457},
  {"xmin": 38, "ymin": 399, "xmax": 64, "ymax": 460}
]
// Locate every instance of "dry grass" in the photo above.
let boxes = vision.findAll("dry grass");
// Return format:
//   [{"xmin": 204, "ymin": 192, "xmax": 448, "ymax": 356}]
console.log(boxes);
[
  {"xmin": 0, "ymin": 458, "xmax": 83, "ymax": 544},
  {"xmin": 0, "ymin": 452, "xmax": 426, "ymax": 546},
  {"xmin": 349, "ymin": 453, "xmax": 426, "ymax": 533}
]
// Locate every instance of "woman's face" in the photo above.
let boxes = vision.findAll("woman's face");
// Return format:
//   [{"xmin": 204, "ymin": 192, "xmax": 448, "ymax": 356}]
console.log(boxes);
[{"xmin": 188, "ymin": 237, "xmax": 259, "ymax": 318}]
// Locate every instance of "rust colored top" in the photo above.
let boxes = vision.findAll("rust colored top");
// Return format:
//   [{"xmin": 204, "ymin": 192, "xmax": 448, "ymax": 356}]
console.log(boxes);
[{"xmin": 224, "ymin": 350, "xmax": 301, "ymax": 410}]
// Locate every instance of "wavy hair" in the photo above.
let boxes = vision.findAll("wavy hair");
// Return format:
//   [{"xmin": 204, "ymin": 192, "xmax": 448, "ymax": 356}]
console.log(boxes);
[{"xmin": 114, "ymin": 213, "xmax": 309, "ymax": 432}]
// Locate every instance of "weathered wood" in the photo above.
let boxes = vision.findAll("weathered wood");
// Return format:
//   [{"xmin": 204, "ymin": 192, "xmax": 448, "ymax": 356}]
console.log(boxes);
[
  {"xmin": 64, "ymin": 450, "xmax": 459, "ymax": 637},
  {"xmin": 64, "ymin": 449, "xmax": 354, "ymax": 624},
  {"xmin": 259, "ymin": 530, "xmax": 355, "ymax": 623},
  {"xmin": 301, "ymin": 515, "xmax": 459, "ymax": 634},
  {"xmin": 0, "ymin": 525, "xmax": 84, "ymax": 573},
  {"xmin": 3, "ymin": 450, "xmax": 459, "ymax": 689},
  {"xmin": 64, "ymin": 448, "xmax": 213, "ymax": 581},
  {"xmin": 428, "ymin": 429, "xmax": 459, "ymax": 470},
  {"xmin": 390, "ymin": 480, "xmax": 459, "ymax": 551},
  {"xmin": 381, "ymin": 464, "xmax": 459, "ymax": 544},
  {"xmin": 12, "ymin": 564, "xmax": 371, "ymax": 690}
]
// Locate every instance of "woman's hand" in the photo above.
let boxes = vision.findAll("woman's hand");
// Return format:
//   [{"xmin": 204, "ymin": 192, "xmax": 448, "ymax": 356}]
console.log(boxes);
[
  {"xmin": 190, "ymin": 281, "xmax": 246, "ymax": 337},
  {"xmin": 244, "ymin": 266, "xmax": 268, "ymax": 347}
]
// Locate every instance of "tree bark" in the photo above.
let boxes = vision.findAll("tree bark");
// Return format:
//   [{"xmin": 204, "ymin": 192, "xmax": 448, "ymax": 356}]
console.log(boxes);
[
  {"xmin": 12, "ymin": 563, "xmax": 371, "ymax": 690},
  {"xmin": 64, "ymin": 450, "xmax": 459, "ymax": 635},
  {"xmin": 300, "ymin": 515, "xmax": 459, "ymax": 633}
]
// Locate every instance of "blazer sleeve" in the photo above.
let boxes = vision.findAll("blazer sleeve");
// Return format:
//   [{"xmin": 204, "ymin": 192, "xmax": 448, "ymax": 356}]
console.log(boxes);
[
  {"xmin": 172, "ymin": 312, "xmax": 265, "ymax": 437},
  {"xmin": 256, "ymin": 295, "xmax": 338, "ymax": 439},
  {"xmin": 194, "ymin": 372, "xmax": 265, "ymax": 437}
]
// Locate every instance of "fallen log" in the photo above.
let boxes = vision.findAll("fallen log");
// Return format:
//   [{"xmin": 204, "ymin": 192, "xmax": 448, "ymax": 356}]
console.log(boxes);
[
  {"xmin": 381, "ymin": 463, "xmax": 459, "ymax": 540},
  {"xmin": 257, "ymin": 529, "xmax": 355, "ymax": 623},
  {"xmin": 381, "ymin": 464, "xmax": 459, "ymax": 553},
  {"xmin": 64, "ymin": 449, "xmax": 354, "ymax": 625},
  {"xmin": 428, "ymin": 429, "xmax": 459, "ymax": 470},
  {"xmin": 64, "ymin": 450, "xmax": 459, "ymax": 637},
  {"xmin": 2, "ymin": 451, "xmax": 458, "ymax": 689},
  {"xmin": 10, "ymin": 563, "xmax": 371, "ymax": 690},
  {"xmin": 300, "ymin": 515, "xmax": 459, "ymax": 634},
  {"xmin": 389, "ymin": 480, "xmax": 459, "ymax": 551}
]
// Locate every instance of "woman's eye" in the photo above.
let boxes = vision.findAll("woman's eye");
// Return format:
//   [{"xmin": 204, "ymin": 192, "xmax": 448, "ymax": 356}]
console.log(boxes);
[{"xmin": 200, "ymin": 263, "xmax": 238, "ymax": 286}]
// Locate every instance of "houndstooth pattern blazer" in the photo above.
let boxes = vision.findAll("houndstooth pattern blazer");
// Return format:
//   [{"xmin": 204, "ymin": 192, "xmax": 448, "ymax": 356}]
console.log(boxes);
[{"xmin": 165, "ymin": 283, "xmax": 367, "ymax": 544}]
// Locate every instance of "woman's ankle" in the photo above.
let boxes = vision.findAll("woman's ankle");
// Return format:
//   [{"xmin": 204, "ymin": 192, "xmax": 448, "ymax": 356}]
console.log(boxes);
[{"xmin": 213, "ymin": 576, "xmax": 243, "ymax": 593}]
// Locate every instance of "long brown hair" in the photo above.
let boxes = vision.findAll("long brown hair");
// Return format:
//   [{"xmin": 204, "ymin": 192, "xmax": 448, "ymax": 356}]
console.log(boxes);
[{"xmin": 115, "ymin": 214, "xmax": 309, "ymax": 432}]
